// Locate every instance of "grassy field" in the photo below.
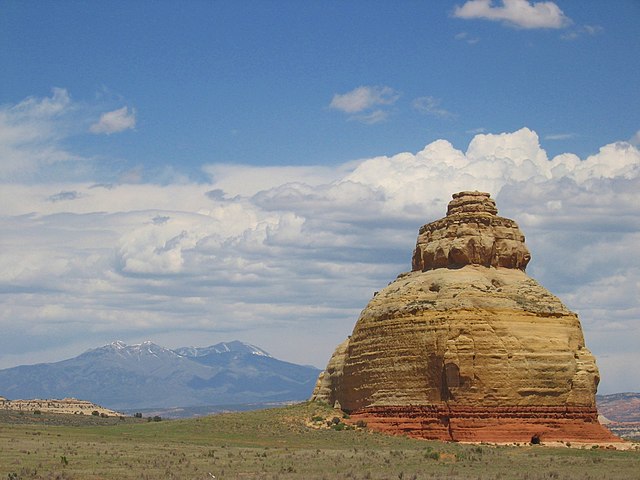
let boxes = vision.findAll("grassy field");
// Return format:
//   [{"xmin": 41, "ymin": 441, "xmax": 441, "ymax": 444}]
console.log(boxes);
[{"xmin": 1, "ymin": 402, "xmax": 639, "ymax": 480}]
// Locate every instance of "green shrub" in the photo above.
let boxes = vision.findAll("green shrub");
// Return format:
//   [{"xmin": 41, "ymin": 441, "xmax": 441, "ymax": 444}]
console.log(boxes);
[{"xmin": 425, "ymin": 451, "xmax": 440, "ymax": 460}]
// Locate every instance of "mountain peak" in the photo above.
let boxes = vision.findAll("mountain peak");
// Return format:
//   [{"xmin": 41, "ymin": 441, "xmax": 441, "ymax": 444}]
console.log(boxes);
[
  {"xmin": 90, "ymin": 341, "xmax": 180, "ymax": 359},
  {"xmin": 174, "ymin": 341, "xmax": 272, "ymax": 358},
  {"xmin": 0, "ymin": 339, "xmax": 318, "ymax": 410}
]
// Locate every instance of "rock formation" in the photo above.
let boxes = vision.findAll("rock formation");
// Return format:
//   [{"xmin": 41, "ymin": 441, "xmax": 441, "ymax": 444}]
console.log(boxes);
[
  {"xmin": 0, "ymin": 396, "xmax": 122, "ymax": 416},
  {"xmin": 312, "ymin": 191, "xmax": 620, "ymax": 443}
]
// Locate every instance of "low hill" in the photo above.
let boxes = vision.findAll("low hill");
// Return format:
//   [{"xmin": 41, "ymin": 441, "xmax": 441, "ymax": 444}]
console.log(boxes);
[
  {"xmin": 0, "ymin": 341, "xmax": 320, "ymax": 410},
  {"xmin": 597, "ymin": 392, "xmax": 640, "ymax": 440},
  {"xmin": 597, "ymin": 392, "xmax": 640, "ymax": 423}
]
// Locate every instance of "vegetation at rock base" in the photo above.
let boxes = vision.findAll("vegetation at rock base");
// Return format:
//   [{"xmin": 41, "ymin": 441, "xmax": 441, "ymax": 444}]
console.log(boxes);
[{"xmin": 1, "ymin": 403, "xmax": 638, "ymax": 479}]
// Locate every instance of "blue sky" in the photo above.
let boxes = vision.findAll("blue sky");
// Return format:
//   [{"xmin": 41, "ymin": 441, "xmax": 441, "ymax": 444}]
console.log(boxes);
[
  {"xmin": 3, "ymin": 1, "xmax": 639, "ymax": 179},
  {"xmin": 1, "ymin": 1, "xmax": 639, "ymax": 394}
]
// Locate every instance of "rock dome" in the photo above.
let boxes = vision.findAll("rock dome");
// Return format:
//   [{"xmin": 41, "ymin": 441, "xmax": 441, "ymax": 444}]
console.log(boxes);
[{"xmin": 312, "ymin": 191, "xmax": 619, "ymax": 443}]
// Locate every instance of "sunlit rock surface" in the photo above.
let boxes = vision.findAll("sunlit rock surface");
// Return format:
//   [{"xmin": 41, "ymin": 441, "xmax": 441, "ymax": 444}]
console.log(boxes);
[{"xmin": 312, "ymin": 191, "xmax": 619, "ymax": 443}]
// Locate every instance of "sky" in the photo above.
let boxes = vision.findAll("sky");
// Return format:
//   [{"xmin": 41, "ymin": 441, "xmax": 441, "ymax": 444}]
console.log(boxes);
[{"xmin": 0, "ymin": 0, "xmax": 639, "ymax": 395}]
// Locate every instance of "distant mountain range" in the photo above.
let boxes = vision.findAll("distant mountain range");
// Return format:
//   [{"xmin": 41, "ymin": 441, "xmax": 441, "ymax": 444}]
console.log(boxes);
[{"xmin": 0, "ymin": 341, "xmax": 320, "ymax": 410}]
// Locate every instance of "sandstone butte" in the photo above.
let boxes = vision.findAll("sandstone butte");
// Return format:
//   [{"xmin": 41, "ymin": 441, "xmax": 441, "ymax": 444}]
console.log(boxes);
[{"xmin": 312, "ymin": 191, "xmax": 621, "ymax": 444}]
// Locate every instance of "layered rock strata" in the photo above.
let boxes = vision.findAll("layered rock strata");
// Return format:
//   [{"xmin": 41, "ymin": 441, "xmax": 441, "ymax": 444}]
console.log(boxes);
[
  {"xmin": 0, "ymin": 397, "xmax": 122, "ymax": 416},
  {"xmin": 412, "ymin": 191, "xmax": 531, "ymax": 271},
  {"xmin": 312, "ymin": 191, "xmax": 619, "ymax": 443}
]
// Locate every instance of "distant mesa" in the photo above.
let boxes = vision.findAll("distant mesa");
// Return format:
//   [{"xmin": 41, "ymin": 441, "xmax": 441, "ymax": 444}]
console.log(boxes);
[
  {"xmin": 312, "ymin": 191, "xmax": 621, "ymax": 443},
  {"xmin": 0, "ymin": 396, "xmax": 121, "ymax": 417}
]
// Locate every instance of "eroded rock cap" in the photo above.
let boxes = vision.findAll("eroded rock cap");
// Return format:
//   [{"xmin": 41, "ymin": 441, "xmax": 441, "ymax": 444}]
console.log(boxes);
[{"xmin": 412, "ymin": 191, "xmax": 531, "ymax": 271}]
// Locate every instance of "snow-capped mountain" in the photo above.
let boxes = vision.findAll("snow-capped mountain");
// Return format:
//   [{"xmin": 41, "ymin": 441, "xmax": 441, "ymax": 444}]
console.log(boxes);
[
  {"xmin": 0, "ymin": 341, "xmax": 320, "ymax": 410},
  {"xmin": 173, "ymin": 340, "xmax": 271, "ymax": 358}
]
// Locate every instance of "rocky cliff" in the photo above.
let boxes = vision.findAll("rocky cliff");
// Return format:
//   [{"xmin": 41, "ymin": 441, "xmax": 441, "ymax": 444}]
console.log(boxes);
[{"xmin": 312, "ymin": 191, "xmax": 620, "ymax": 443}]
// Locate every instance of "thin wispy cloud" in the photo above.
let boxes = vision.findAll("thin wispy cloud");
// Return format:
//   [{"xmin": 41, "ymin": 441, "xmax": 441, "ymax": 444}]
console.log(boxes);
[
  {"xmin": 412, "ymin": 96, "xmax": 456, "ymax": 119},
  {"xmin": 90, "ymin": 106, "xmax": 136, "ymax": 134},
  {"xmin": 561, "ymin": 24, "xmax": 605, "ymax": 41},
  {"xmin": 0, "ymin": 89, "xmax": 138, "ymax": 181},
  {"xmin": 329, "ymin": 86, "xmax": 399, "ymax": 124},
  {"xmin": 351, "ymin": 109, "xmax": 389, "ymax": 125},
  {"xmin": 0, "ymin": 88, "xmax": 80, "ymax": 179},
  {"xmin": 453, "ymin": 0, "xmax": 571, "ymax": 30},
  {"xmin": 545, "ymin": 133, "xmax": 577, "ymax": 141},
  {"xmin": 454, "ymin": 31, "xmax": 480, "ymax": 44}
]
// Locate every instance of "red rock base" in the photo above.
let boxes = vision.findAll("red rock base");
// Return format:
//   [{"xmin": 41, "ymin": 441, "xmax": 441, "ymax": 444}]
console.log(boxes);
[{"xmin": 349, "ymin": 405, "xmax": 622, "ymax": 443}]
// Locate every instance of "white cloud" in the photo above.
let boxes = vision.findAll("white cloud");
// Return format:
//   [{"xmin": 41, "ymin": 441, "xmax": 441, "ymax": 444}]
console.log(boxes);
[
  {"xmin": 8, "ymin": 87, "xmax": 72, "ymax": 118},
  {"xmin": 544, "ymin": 132, "xmax": 576, "ymax": 140},
  {"xmin": 203, "ymin": 163, "xmax": 350, "ymax": 197},
  {"xmin": 329, "ymin": 86, "xmax": 399, "ymax": 123},
  {"xmin": 1, "ymin": 120, "xmax": 639, "ymax": 393},
  {"xmin": 0, "ymin": 88, "xmax": 80, "ymax": 179},
  {"xmin": 0, "ymin": 89, "xmax": 138, "ymax": 182},
  {"xmin": 329, "ymin": 86, "xmax": 399, "ymax": 114},
  {"xmin": 453, "ymin": 0, "xmax": 571, "ymax": 29},
  {"xmin": 90, "ymin": 106, "xmax": 136, "ymax": 134},
  {"xmin": 630, "ymin": 130, "xmax": 640, "ymax": 146}
]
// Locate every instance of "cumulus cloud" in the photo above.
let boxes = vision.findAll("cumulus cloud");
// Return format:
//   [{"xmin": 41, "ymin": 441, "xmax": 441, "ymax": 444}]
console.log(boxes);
[
  {"xmin": 90, "ymin": 106, "xmax": 136, "ymax": 134},
  {"xmin": 453, "ymin": 0, "xmax": 571, "ymax": 29},
  {"xmin": 329, "ymin": 86, "xmax": 399, "ymax": 123},
  {"xmin": 1, "ymin": 122, "xmax": 639, "ymax": 393}
]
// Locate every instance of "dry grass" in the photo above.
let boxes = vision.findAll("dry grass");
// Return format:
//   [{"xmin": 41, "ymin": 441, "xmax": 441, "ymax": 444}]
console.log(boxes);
[{"xmin": 1, "ymin": 403, "xmax": 639, "ymax": 479}]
